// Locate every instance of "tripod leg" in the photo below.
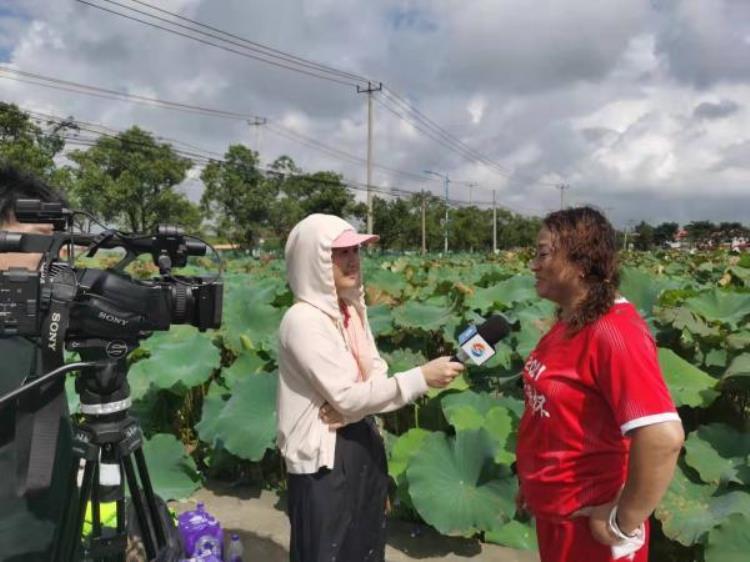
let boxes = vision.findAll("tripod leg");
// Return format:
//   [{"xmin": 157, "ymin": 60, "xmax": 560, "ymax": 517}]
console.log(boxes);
[
  {"xmin": 67, "ymin": 458, "xmax": 97, "ymax": 562},
  {"xmin": 92, "ymin": 463, "xmax": 101, "ymax": 539},
  {"xmin": 134, "ymin": 447, "xmax": 168, "ymax": 548},
  {"xmin": 51, "ymin": 458, "xmax": 83, "ymax": 561},
  {"xmin": 122, "ymin": 455, "xmax": 157, "ymax": 560}
]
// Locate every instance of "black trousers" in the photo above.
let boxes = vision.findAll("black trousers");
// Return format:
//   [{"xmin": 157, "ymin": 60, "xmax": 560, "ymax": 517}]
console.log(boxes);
[{"xmin": 287, "ymin": 418, "xmax": 388, "ymax": 562}]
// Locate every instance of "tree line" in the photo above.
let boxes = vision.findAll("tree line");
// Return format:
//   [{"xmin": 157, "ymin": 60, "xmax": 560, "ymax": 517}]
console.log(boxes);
[{"xmin": 630, "ymin": 221, "xmax": 749, "ymax": 250}]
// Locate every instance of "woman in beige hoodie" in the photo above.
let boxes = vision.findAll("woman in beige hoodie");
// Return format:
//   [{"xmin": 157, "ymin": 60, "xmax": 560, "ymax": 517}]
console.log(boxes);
[{"xmin": 277, "ymin": 214, "xmax": 463, "ymax": 562}]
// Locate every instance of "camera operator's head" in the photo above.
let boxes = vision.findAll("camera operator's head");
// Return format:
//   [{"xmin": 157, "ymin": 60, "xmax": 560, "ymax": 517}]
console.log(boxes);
[{"xmin": 0, "ymin": 163, "xmax": 64, "ymax": 271}]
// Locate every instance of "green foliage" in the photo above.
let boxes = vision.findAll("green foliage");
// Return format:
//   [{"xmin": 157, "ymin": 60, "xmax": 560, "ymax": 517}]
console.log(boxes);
[
  {"xmin": 484, "ymin": 520, "xmax": 538, "ymax": 551},
  {"xmin": 142, "ymin": 434, "xmax": 201, "ymax": 501},
  {"xmin": 405, "ymin": 429, "xmax": 517, "ymax": 535},
  {"xmin": 196, "ymin": 373, "xmax": 278, "ymax": 462},
  {"xmin": 0, "ymin": 102, "xmax": 71, "ymax": 182},
  {"xmin": 128, "ymin": 327, "xmax": 221, "ymax": 396},
  {"xmin": 67, "ymin": 127, "xmax": 200, "ymax": 232},
  {"xmin": 704, "ymin": 514, "xmax": 750, "ymax": 562},
  {"xmin": 655, "ymin": 464, "xmax": 750, "ymax": 546},
  {"xmin": 684, "ymin": 424, "xmax": 750, "ymax": 486},
  {"xmin": 59, "ymin": 250, "xmax": 750, "ymax": 558},
  {"xmin": 658, "ymin": 348, "xmax": 720, "ymax": 408},
  {"xmin": 200, "ymin": 145, "xmax": 274, "ymax": 248}
]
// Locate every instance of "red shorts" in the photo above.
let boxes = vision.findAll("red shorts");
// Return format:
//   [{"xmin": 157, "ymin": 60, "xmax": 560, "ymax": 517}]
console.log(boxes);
[{"xmin": 535, "ymin": 516, "xmax": 650, "ymax": 562}]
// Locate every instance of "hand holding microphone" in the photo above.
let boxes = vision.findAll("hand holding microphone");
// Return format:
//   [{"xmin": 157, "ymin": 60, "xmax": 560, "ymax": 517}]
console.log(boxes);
[{"xmin": 420, "ymin": 356, "xmax": 465, "ymax": 388}]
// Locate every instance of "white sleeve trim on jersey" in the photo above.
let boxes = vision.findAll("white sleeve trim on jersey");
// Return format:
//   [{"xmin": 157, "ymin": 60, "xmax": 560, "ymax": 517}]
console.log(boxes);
[
  {"xmin": 614, "ymin": 296, "xmax": 629, "ymax": 304},
  {"xmin": 620, "ymin": 412, "xmax": 682, "ymax": 435}
]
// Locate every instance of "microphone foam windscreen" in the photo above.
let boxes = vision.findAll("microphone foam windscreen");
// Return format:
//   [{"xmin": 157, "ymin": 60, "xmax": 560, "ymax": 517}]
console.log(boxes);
[{"xmin": 477, "ymin": 315, "xmax": 511, "ymax": 345}]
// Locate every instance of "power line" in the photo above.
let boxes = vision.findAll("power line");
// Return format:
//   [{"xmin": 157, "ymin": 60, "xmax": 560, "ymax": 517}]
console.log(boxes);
[
  {"xmin": 21, "ymin": 108, "xmax": 444, "ymax": 203},
  {"xmin": 123, "ymin": 0, "xmax": 370, "ymax": 84},
  {"xmin": 76, "ymin": 0, "xmax": 563, "ymax": 189},
  {"xmin": 75, "ymin": 0, "xmax": 363, "ymax": 88},
  {"xmin": 1, "ymin": 66, "xmax": 442, "ymax": 186},
  {"xmin": 378, "ymin": 87, "xmax": 513, "ymax": 177},
  {"xmin": 0, "ymin": 66, "xmax": 261, "ymax": 120}
]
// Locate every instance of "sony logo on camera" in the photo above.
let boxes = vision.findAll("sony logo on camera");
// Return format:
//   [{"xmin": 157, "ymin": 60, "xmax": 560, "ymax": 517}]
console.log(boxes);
[
  {"xmin": 98, "ymin": 311, "xmax": 129, "ymax": 327},
  {"xmin": 47, "ymin": 312, "xmax": 61, "ymax": 351}
]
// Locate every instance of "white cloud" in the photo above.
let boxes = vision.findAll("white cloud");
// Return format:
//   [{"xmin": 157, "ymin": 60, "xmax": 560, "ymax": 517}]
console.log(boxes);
[{"xmin": 0, "ymin": 0, "xmax": 748, "ymax": 226}]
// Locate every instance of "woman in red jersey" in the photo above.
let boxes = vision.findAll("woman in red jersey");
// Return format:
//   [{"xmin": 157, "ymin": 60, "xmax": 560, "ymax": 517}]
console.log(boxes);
[{"xmin": 515, "ymin": 207, "xmax": 684, "ymax": 562}]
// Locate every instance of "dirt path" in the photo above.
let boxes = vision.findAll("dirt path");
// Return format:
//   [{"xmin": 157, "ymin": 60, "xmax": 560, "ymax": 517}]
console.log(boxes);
[{"xmin": 171, "ymin": 483, "xmax": 540, "ymax": 562}]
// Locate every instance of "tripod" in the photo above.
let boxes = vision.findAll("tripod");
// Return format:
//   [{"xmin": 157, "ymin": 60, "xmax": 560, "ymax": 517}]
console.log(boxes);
[{"xmin": 52, "ymin": 339, "xmax": 174, "ymax": 562}]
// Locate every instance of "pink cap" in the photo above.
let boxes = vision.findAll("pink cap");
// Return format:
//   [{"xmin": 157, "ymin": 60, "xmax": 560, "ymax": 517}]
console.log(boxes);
[{"xmin": 331, "ymin": 229, "xmax": 379, "ymax": 248}]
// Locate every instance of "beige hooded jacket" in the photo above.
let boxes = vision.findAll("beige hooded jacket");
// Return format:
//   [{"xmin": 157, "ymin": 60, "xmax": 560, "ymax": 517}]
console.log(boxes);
[{"xmin": 277, "ymin": 214, "xmax": 428, "ymax": 474}]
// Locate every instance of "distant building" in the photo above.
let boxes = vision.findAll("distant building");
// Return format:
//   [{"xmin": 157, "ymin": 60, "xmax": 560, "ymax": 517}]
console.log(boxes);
[{"xmin": 731, "ymin": 237, "xmax": 748, "ymax": 252}]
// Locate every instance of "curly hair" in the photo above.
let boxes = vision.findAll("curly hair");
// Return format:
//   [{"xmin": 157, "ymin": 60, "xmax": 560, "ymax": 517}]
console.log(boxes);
[{"xmin": 543, "ymin": 206, "xmax": 619, "ymax": 332}]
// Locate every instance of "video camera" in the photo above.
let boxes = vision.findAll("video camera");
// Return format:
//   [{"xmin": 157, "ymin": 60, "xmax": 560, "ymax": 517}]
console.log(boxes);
[
  {"xmin": 0, "ymin": 198, "xmax": 222, "ymax": 342},
  {"xmin": 0, "ymin": 198, "xmax": 224, "ymax": 560}
]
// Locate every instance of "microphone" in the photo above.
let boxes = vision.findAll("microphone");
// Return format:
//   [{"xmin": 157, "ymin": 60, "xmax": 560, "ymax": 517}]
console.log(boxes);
[{"xmin": 451, "ymin": 315, "xmax": 511, "ymax": 366}]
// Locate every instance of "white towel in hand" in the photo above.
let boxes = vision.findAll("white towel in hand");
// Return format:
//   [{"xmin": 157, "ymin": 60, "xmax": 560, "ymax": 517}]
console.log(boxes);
[{"xmin": 611, "ymin": 524, "xmax": 645, "ymax": 560}]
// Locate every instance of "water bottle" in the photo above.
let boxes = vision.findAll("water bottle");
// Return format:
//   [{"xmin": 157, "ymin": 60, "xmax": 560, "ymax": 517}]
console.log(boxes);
[
  {"xmin": 177, "ymin": 502, "xmax": 224, "ymax": 559},
  {"xmin": 227, "ymin": 533, "xmax": 244, "ymax": 562}
]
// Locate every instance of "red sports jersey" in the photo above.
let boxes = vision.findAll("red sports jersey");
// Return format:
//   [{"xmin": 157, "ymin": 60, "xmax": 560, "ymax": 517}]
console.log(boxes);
[{"xmin": 516, "ymin": 299, "xmax": 680, "ymax": 519}]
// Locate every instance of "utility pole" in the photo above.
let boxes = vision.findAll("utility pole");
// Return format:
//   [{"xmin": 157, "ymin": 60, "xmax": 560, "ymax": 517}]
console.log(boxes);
[
  {"xmin": 492, "ymin": 189, "xmax": 497, "ymax": 254},
  {"xmin": 556, "ymin": 183, "xmax": 570, "ymax": 210},
  {"xmin": 357, "ymin": 81, "xmax": 383, "ymax": 234},
  {"xmin": 425, "ymin": 170, "xmax": 450, "ymax": 253},
  {"xmin": 467, "ymin": 182, "xmax": 479, "ymax": 206},
  {"xmin": 247, "ymin": 117, "xmax": 267, "ymax": 164},
  {"xmin": 421, "ymin": 190, "xmax": 427, "ymax": 255},
  {"xmin": 623, "ymin": 219, "xmax": 636, "ymax": 251}
]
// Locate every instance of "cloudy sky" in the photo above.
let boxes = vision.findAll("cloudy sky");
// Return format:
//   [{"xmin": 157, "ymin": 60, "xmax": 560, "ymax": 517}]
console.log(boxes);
[{"xmin": 1, "ymin": 0, "xmax": 749, "ymax": 227}]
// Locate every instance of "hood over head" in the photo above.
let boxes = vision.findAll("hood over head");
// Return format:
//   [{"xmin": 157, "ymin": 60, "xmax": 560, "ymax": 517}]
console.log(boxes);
[{"xmin": 285, "ymin": 214, "xmax": 366, "ymax": 319}]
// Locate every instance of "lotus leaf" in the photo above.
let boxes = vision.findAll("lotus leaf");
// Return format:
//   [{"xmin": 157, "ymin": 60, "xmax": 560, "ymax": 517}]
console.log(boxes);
[
  {"xmin": 656, "ymin": 307, "xmax": 718, "ymax": 338},
  {"xmin": 141, "ymin": 433, "xmax": 201, "ymax": 501},
  {"xmin": 139, "ymin": 325, "xmax": 201, "ymax": 353},
  {"xmin": 128, "ymin": 330, "xmax": 220, "ymax": 395},
  {"xmin": 382, "ymin": 348, "xmax": 426, "ymax": 375},
  {"xmin": 66, "ymin": 374, "xmax": 79, "ymax": 414},
  {"xmin": 425, "ymin": 374, "xmax": 470, "ymax": 399},
  {"xmin": 392, "ymin": 301, "xmax": 452, "ymax": 331},
  {"xmin": 726, "ymin": 267, "xmax": 750, "ymax": 287},
  {"xmin": 684, "ymin": 423, "xmax": 750, "ymax": 486},
  {"xmin": 221, "ymin": 282, "xmax": 284, "ymax": 353},
  {"xmin": 465, "ymin": 275, "xmax": 537, "ymax": 314},
  {"xmin": 388, "ymin": 427, "xmax": 431, "ymax": 481},
  {"xmin": 222, "ymin": 349, "xmax": 267, "ymax": 389},
  {"xmin": 704, "ymin": 348, "xmax": 727, "ymax": 368},
  {"xmin": 726, "ymin": 332, "xmax": 750, "ymax": 351},
  {"xmin": 367, "ymin": 268, "xmax": 408, "ymax": 297},
  {"xmin": 684, "ymin": 290, "xmax": 750, "ymax": 328},
  {"xmin": 406, "ymin": 429, "xmax": 517, "ymax": 535},
  {"xmin": 723, "ymin": 353, "xmax": 750, "ymax": 382},
  {"xmin": 442, "ymin": 391, "xmax": 518, "ymax": 464},
  {"xmin": 485, "ymin": 519, "xmax": 538, "ymax": 551},
  {"xmin": 510, "ymin": 301, "xmax": 556, "ymax": 359},
  {"xmin": 442, "ymin": 390, "xmax": 504, "ymax": 420},
  {"xmin": 658, "ymin": 348, "xmax": 719, "ymax": 408},
  {"xmin": 619, "ymin": 267, "xmax": 676, "ymax": 318},
  {"xmin": 704, "ymin": 513, "xmax": 750, "ymax": 562},
  {"xmin": 654, "ymin": 465, "xmax": 750, "ymax": 546},
  {"xmin": 368, "ymin": 303, "xmax": 395, "ymax": 336},
  {"xmin": 196, "ymin": 372, "xmax": 278, "ymax": 461}
]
